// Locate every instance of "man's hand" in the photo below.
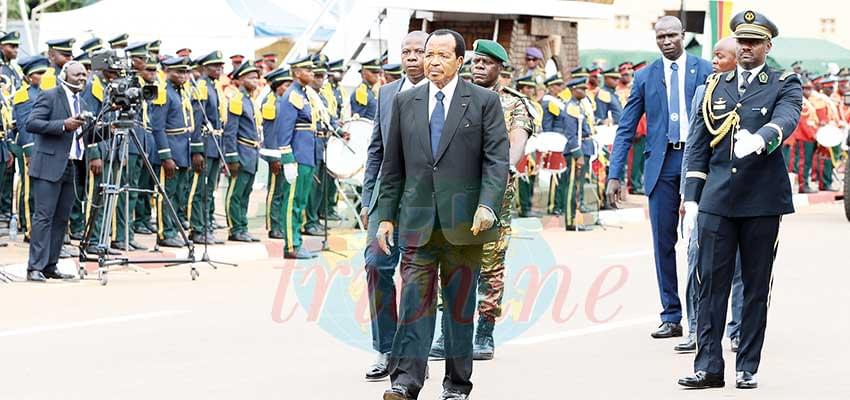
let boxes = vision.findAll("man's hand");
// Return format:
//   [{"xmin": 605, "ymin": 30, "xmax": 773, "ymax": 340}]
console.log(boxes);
[
  {"xmin": 341, "ymin": 131, "xmax": 351, "ymax": 141},
  {"xmin": 606, "ymin": 179, "xmax": 624, "ymax": 208},
  {"xmin": 359, "ymin": 207, "xmax": 369, "ymax": 230},
  {"xmin": 376, "ymin": 221, "xmax": 394, "ymax": 255},
  {"xmin": 162, "ymin": 159, "xmax": 177, "ymax": 179},
  {"xmin": 191, "ymin": 153, "xmax": 205, "ymax": 173},
  {"xmin": 227, "ymin": 162, "xmax": 240, "ymax": 175},
  {"xmin": 283, "ymin": 162, "xmax": 297, "ymax": 184},
  {"xmin": 683, "ymin": 201, "xmax": 699, "ymax": 238},
  {"xmin": 734, "ymin": 129, "xmax": 765, "ymax": 159},
  {"xmin": 269, "ymin": 160, "xmax": 282, "ymax": 175},
  {"xmin": 89, "ymin": 159, "xmax": 103, "ymax": 176},
  {"xmin": 471, "ymin": 205, "xmax": 497, "ymax": 236},
  {"xmin": 63, "ymin": 116, "xmax": 84, "ymax": 132}
]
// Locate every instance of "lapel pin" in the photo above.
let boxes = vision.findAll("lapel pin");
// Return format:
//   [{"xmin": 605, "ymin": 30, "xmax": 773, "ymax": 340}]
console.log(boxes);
[
  {"xmin": 690, "ymin": 69, "xmax": 695, "ymax": 74},
  {"xmin": 761, "ymin": 107, "xmax": 768, "ymax": 116},
  {"xmin": 758, "ymin": 71, "xmax": 768, "ymax": 84}
]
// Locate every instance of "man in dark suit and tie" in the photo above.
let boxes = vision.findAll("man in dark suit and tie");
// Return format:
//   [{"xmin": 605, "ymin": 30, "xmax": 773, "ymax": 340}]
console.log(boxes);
[
  {"xmin": 25, "ymin": 61, "xmax": 89, "ymax": 282},
  {"xmin": 375, "ymin": 29, "xmax": 509, "ymax": 400},
  {"xmin": 360, "ymin": 30, "xmax": 428, "ymax": 382},
  {"xmin": 607, "ymin": 16, "xmax": 713, "ymax": 338}
]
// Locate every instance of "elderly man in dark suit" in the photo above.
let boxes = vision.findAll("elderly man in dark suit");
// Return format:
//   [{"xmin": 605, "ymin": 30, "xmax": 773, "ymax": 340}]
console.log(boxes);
[
  {"xmin": 25, "ymin": 61, "xmax": 89, "ymax": 282},
  {"xmin": 375, "ymin": 29, "xmax": 509, "ymax": 400},
  {"xmin": 360, "ymin": 30, "xmax": 429, "ymax": 382}
]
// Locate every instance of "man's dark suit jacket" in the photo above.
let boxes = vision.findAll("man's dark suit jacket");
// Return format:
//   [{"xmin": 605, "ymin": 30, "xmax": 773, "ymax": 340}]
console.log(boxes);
[
  {"xmin": 27, "ymin": 85, "xmax": 90, "ymax": 182},
  {"xmin": 362, "ymin": 78, "xmax": 404, "ymax": 214},
  {"xmin": 375, "ymin": 78, "xmax": 509, "ymax": 247}
]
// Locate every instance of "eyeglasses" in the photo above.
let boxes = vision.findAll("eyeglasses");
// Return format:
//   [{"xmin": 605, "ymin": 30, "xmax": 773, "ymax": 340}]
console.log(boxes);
[{"xmin": 526, "ymin": 57, "xmax": 539, "ymax": 61}]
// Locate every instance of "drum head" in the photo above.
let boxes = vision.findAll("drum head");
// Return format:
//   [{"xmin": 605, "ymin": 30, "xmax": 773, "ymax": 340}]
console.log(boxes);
[
  {"xmin": 816, "ymin": 125, "xmax": 846, "ymax": 148},
  {"xmin": 537, "ymin": 131, "xmax": 568, "ymax": 153}
]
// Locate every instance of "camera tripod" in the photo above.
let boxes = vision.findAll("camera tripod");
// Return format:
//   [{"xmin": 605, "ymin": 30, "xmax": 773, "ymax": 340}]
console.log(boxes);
[{"xmin": 79, "ymin": 114, "xmax": 197, "ymax": 285}]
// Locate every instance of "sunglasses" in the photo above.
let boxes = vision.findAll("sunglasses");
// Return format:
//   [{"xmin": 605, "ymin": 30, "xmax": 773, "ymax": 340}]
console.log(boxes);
[{"xmin": 526, "ymin": 57, "xmax": 539, "ymax": 61}]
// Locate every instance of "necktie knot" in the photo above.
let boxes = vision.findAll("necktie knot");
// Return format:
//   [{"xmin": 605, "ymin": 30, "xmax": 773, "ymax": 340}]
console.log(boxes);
[
  {"xmin": 670, "ymin": 62, "xmax": 678, "ymax": 71},
  {"xmin": 435, "ymin": 91, "xmax": 445, "ymax": 102},
  {"xmin": 742, "ymin": 71, "xmax": 752, "ymax": 83}
]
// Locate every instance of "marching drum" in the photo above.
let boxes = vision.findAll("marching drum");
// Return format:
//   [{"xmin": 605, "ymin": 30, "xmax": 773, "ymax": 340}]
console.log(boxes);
[
  {"xmin": 595, "ymin": 124, "xmax": 618, "ymax": 147},
  {"xmin": 326, "ymin": 119, "xmax": 374, "ymax": 186},
  {"xmin": 536, "ymin": 131, "xmax": 567, "ymax": 153},
  {"xmin": 816, "ymin": 124, "xmax": 847, "ymax": 148}
]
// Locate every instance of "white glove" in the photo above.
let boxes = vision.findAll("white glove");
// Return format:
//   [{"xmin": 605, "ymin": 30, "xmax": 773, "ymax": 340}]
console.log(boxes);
[
  {"xmin": 683, "ymin": 201, "xmax": 699, "ymax": 238},
  {"xmin": 734, "ymin": 129, "xmax": 766, "ymax": 159},
  {"xmin": 283, "ymin": 163, "xmax": 298, "ymax": 184}
]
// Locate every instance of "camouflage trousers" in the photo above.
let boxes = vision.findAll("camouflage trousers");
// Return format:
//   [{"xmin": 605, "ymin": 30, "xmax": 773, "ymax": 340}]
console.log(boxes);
[{"xmin": 477, "ymin": 177, "xmax": 516, "ymax": 322}]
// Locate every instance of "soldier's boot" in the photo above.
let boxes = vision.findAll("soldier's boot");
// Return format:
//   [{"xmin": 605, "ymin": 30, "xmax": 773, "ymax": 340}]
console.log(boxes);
[
  {"xmin": 429, "ymin": 333, "xmax": 445, "ymax": 360},
  {"xmin": 472, "ymin": 317, "xmax": 495, "ymax": 361}
]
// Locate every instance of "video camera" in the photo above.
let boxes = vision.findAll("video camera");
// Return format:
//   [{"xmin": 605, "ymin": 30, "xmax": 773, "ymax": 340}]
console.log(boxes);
[{"xmin": 91, "ymin": 50, "xmax": 158, "ymax": 112}]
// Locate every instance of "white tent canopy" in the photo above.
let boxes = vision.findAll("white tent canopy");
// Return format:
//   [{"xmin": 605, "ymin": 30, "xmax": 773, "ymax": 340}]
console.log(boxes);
[{"xmin": 37, "ymin": 0, "xmax": 255, "ymax": 58}]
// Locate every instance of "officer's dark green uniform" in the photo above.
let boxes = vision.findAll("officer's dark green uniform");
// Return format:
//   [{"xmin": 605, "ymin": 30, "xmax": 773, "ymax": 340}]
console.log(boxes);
[
  {"xmin": 680, "ymin": 11, "xmax": 801, "ymax": 389},
  {"xmin": 260, "ymin": 68, "xmax": 293, "ymax": 237},
  {"xmin": 10, "ymin": 56, "xmax": 50, "ymax": 241},
  {"xmin": 0, "ymin": 31, "xmax": 23, "ymax": 220},
  {"xmin": 188, "ymin": 50, "xmax": 228, "ymax": 244},
  {"xmin": 562, "ymin": 79, "xmax": 591, "ymax": 230},
  {"xmin": 276, "ymin": 56, "xmax": 318, "ymax": 259},
  {"xmin": 223, "ymin": 62, "xmax": 261, "ymax": 241},
  {"xmin": 515, "ymin": 74, "xmax": 542, "ymax": 216}
]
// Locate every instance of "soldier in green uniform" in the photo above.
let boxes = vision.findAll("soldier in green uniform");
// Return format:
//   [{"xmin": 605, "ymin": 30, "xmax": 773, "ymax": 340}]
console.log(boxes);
[
  {"xmin": 223, "ymin": 62, "xmax": 262, "ymax": 243},
  {"xmin": 0, "ymin": 31, "xmax": 22, "ymax": 223},
  {"xmin": 515, "ymin": 74, "xmax": 543, "ymax": 217},
  {"xmin": 260, "ymin": 68, "xmax": 292, "ymax": 239}
]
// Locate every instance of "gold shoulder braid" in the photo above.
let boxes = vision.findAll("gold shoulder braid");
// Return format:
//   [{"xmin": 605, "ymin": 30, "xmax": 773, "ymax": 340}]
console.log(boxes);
[{"xmin": 702, "ymin": 73, "xmax": 740, "ymax": 148}]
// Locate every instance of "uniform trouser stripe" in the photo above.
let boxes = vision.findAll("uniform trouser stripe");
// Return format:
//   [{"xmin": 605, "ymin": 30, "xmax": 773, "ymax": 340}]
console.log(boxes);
[
  {"xmin": 547, "ymin": 174, "xmax": 558, "ymax": 213},
  {"xmin": 187, "ymin": 171, "xmax": 200, "ymax": 231},
  {"xmin": 565, "ymin": 160, "xmax": 576, "ymax": 226},
  {"xmin": 285, "ymin": 173, "xmax": 297, "ymax": 253},
  {"xmin": 266, "ymin": 173, "xmax": 276, "ymax": 231},
  {"xmin": 157, "ymin": 168, "xmax": 165, "ymax": 240},
  {"xmin": 22, "ymin": 160, "xmax": 31, "ymax": 239},
  {"xmin": 85, "ymin": 170, "xmax": 95, "ymax": 221},
  {"xmin": 225, "ymin": 175, "xmax": 237, "ymax": 229}
]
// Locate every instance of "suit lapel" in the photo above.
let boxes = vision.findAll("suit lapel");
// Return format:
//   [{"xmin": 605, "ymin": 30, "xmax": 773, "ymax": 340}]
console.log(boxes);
[
  {"xmin": 652, "ymin": 60, "xmax": 669, "ymax": 118},
  {"xmin": 719, "ymin": 71, "xmax": 739, "ymax": 104},
  {"xmin": 684, "ymin": 56, "xmax": 698, "ymax": 117},
  {"xmin": 434, "ymin": 79, "xmax": 470, "ymax": 164},
  {"xmin": 57, "ymin": 84, "xmax": 73, "ymax": 118},
  {"xmin": 413, "ymin": 84, "xmax": 430, "ymax": 161}
]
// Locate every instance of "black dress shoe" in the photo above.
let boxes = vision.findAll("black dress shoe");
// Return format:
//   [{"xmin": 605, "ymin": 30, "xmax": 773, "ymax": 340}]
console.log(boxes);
[
  {"xmin": 145, "ymin": 222, "xmax": 158, "ymax": 233},
  {"xmin": 158, "ymin": 237, "xmax": 185, "ymax": 248},
  {"xmin": 27, "ymin": 271, "xmax": 47, "ymax": 282},
  {"xmin": 552, "ymin": 210, "xmax": 563, "ymax": 216},
  {"xmin": 730, "ymin": 336, "xmax": 740, "ymax": 352},
  {"xmin": 86, "ymin": 245, "xmax": 121, "ymax": 255},
  {"xmin": 674, "ymin": 333, "xmax": 696, "ymax": 352},
  {"xmin": 651, "ymin": 322, "xmax": 683, "ymax": 339},
  {"xmin": 191, "ymin": 232, "xmax": 216, "ymax": 245},
  {"xmin": 70, "ymin": 231, "xmax": 85, "ymax": 241},
  {"xmin": 134, "ymin": 225, "xmax": 153, "ymax": 235},
  {"xmin": 736, "ymin": 371, "xmax": 757, "ymax": 389},
  {"xmin": 440, "ymin": 389, "xmax": 469, "ymax": 400},
  {"xmin": 43, "ymin": 270, "xmax": 77, "ymax": 280},
  {"xmin": 429, "ymin": 334, "xmax": 446, "ymax": 359},
  {"xmin": 520, "ymin": 210, "xmax": 542, "ymax": 218},
  {"xmin": 323, "ymin": 211, "xmax": 343, "ymax": 221},
  {"xmin": 268, "ymin": 230, "xmax": 284, "ymax": 239},
  {"xmin": 129, "ymin": 240, "xmax": 148, "ymax": 251},
  {"xmin": 284, "ymin": 246, "xmax": 316, "ymax": 259},
  {"xmin": 247, "ymin": 233, "xmax": 261, "ymax": 242},
  {"xmin": 111, "ymin": 241, "xmax": 133, "ymax": 251},
  {"xmin": 228, "ymin": 232, "xmax": 253, "ymax": 242},
  {"xmin": 302, "ymin": 224, "xmax": 326, "ymax": 236},
  {"xmin": 678, "ymin": 371, "xmax": 725, "ymax": 389},
  {"xmin": 365, "ymin": 352, "xmax": 390, "ymax": 381},
  {"xmin": 565, "ymin": 225, "xmax": 590, "ymax": 232},
  {"xmin": 383, "ymin": 385, "xmax": 413, "ymax": 400}
]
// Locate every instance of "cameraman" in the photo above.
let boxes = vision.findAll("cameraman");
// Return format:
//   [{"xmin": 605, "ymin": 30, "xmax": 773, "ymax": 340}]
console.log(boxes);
[{"xmin": 25, "ymin": 61, "xmax": 90, "ymax": 281}]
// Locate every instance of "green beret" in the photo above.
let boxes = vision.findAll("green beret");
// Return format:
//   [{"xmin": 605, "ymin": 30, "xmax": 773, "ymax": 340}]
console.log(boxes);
[{"xmin": 473, "ymin": 39, "xmax": 509, "ymax": 64}]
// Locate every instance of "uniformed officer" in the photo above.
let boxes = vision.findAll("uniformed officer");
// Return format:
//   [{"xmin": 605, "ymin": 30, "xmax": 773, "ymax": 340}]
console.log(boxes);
[
  {"xmin": 515, "ymin": 73, "xmax": 543, "ymax": 217},
  {"xmin": 350, "ymin": 57, "xmax": 380, "ymax": 121},
  {"xmin": 679, "ymin": 11, "xmax": 802, "ymax": 390},
  {"xmin": 521, "ymin": 47, "xmax": 546, "ymax": 93},
  {"xmin": 326, "ymin": 59, "xmax": 349, "ymax": 120},
  {"xmin": 187, "ymin": 50, "xmax": 228, "ymax": 245},
  {"xmin": 499, "ymin": 65, "xmax": 514, "ymax": 88},
  {"xmin": 223, "ymin": 61, "xmax": 262, "ymax": 243},
  {"xmin": 382, "ymin": 63, "xmax": 402, "ymax": 84},
  {"xmin": 0, "ymin": 31, "xmax": 23, "ymax": 89},
  {"xmin": 108, "ymin": 33, "xmax": 129, "ymax": 50},
  {"xmin": 11, "ymin": 56, "xmax": 51, "ymax": 242},
  {"xmin": 260, "ymin": 68, "xmax": 293, "ymax": 239},
  {"xmin": 151, "ymin": 56, "xmax": 193, "ymax": 248},
  {"xmin": 147, "ymin": 40, "xmax": 161, "ymax": 56},
  {"xmin": 541, "ymin": 73, "xmax": 568, "ymax": 215},
  {"xmin": 562, "ymin": 78, "xmax": 591, "ymax": 231},
  {"xmin": 275, "ymin": 55, "xmax": 318, "ymax": 259},
  {"xmin": 595, "ymin": 68, "xmax": 623, "ymax": 124},
  {"xmin": 80, "ymin": 37, "xmax": 103, "ymax": 55},
  {"xmin": 0, "ymin": 31, "xmax": 21, "ymax": 224}
]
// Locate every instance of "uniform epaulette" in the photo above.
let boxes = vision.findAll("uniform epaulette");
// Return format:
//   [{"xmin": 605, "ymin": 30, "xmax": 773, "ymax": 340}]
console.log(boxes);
[
  {"xmin": 41, "ymin": 68, "xmax": 56, "ymax": 90},
  {"xmin": 195, "ymin": 79, "xmax": 209, "ymax": 100},
  {"xmin": 91, "ymin": 76, "xmax": 104, "ymax": 102},
  {"xmin": 228, "ymin": 93, "xmax": 243, "ymax": 115},
  {"xmin": 597, "ymin": 89, "xmax": 611, "ymax": 103},
  {"xmin": 261, "ymin": 93, "xmax": 276, "ymax": 120},
  {"xmin": 726, "ymin": 71, "xmax": 735, "ymax": 82},
  {"xmin": 501, "ymin": 86, "xmax": 525, "ymax": 98},
  {"xmin": 355, "ymin": 83, "xmax": 368, "ymax": 106},
  {"xmin": 566, "ymin": 102, "xmax": 582, "ymax": 118},
  {"xmin": 289, "ymin": 90, "xmax": 304, "ymax": 110},
  {"xmin": 558, "ymin": 88, "xmax": 571, "ymax": 102},
  {"xmin": 152, "ymin": 82, "xmax": 167, "ymax": 105},
  {"xmin": 547, "ymin": 100, "xmax": 561, "ymax": 117},
  {"xmin": 12, "ymin": 84, "xmax": 29, "ymax": 105},
  {"xmin": 779, "ymin": 71, "xmax": 795, "ymax": 81}
]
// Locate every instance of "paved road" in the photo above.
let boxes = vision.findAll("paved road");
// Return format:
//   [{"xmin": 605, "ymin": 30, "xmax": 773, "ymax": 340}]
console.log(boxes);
[{"xmin": 1, "ymin": 202, "xmax": 848, "ymax": 399}]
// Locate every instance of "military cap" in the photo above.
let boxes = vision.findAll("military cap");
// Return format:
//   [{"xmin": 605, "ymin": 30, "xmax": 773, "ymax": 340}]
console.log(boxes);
[
  {"xmin": 838, "ymin": 67, "xmax": 850, "ymax": 77},
  {"xmin": 359, "ymin": 57, "xmax": 382, "ymax": 71},
  {"xmin": 731, "ymin": 10, "xmax": 779, "ymax": 40},
  {"xmin": 633, "ymin": 60, "xmax": 647, "ymax": 71},
  {"xmin": 46, "ymin": 38, "xmax": 75, "ymax": 55},
  {"xmin": 263, "ymin": 53, "xmax": 278, "ymax": 61},
  {"xmin": 473, "ymin": 39, "xmax": 510, "ymax": 64},
  {"xmin": 264, "ymin": 68, "xmax": 291, "ymax": 83},
  {"xmin": 618, "ymin": 61, "xmax": 633, "ymax": 71},
  {"xmin": 80, "ymin": 38, "xmax": 103, "ymax": 54},
  {"xmin": 500, "ymin": 65, "xmax": 515, "ymax": 78},
  {"xmin": 18, "ymin": 55, "xmax": 49, "ymax": 76},
  {"xmin": 0, "ymin": 31, "xmax": 20, "ymax": 45},
  {"xmin": 230, "ymin": 54, "xmax": 245, "ymax": 62},
  {"xmin": 74, "ymin": 53, "xmax": 91, "ymax": 66},
  {"xmin": 544, "ymin": 74, "xmax": 565, "ymax": 87},
  {"xmin": 108, "ymin": 33, "xmax": 129, "ymax": 48},
  {"xmin": 327, "ymin": 59, "xmax": 346, "ymax": 72},
  {"xmin": 382, "ymin": 63, "xmax": 402, "ymax": 76},
  {"xmin": 162, "ymin": 56, "xmax": 191, "ymax": 71},
  {"xmin": 176, "ymin": 48, "xmax": 192, "ymax": 57},
  {"xmin": 811, "ymin": 74, "xmax": 824, "ymax": 85},
  {"xmin": 820, "ymin": 76, "xmax": 837, "ymax": 88},
  {"xmin": 566, "ymin": 77, "xmax": 588, "ymax": 89},
  {"xmin": 312, "ymin": 54, "xmax": 329, "ymax": 73},
  {"xmin": 147, "ymin": 40, "xmax": 161, "ymax": 53},
  {"xmin": 602, "ymin": 67, "xmax": 621, "ymax": 78},
  {"xmin": 570, "ymin": 66, "xmax": 589, "ymax": 78},
  {"xmin": 231, "ymin": 60, "xmax": 259, "ymax": 78},
  {"xmin": 288, "ymin": 54, "xmax": 313, "ymax": 69},
  {"xmin": 791, "ymin": 60, "xmax": 803, "ymax": 67},
  {"xmin": 587, "ymin": 66, "xmax": 601, "ymax": 76},
  {"xmin": 516, "ymin": 73, "xmax": 536, "ymax": 88},
  {"xmin": 525, "ymin": 47, "xmax": 544, "ymax": 60},
  {"xmin": 144, "ymin": 55, "xmax": 159, "ymax": 70},
  {"xmin": 124, "ymin": 42, "xmax": 149, "ymax": 58},
  {"xmin": 196, "ymin": 50, "xmax": 225, "ymax": 66}
]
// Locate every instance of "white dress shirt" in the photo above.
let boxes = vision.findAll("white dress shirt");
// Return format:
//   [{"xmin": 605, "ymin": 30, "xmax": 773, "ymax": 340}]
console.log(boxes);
[
  {"xmin": 63, "ymin": 84, "xmax": 84, "ymax": 160},
  {"xmin": 399, "ymin": 75, "xmax": 427, "ymax": 93},
  {"xmin": 662, "ymin": 52, "xmax": 689, "ymax": 143},
  {"xmin": 737, "ymin": 63, "xmax": 765, "ymax": 89},
  {"xmin": 428, "ymin": 74, "xmax": 459, "ymax": 121}
]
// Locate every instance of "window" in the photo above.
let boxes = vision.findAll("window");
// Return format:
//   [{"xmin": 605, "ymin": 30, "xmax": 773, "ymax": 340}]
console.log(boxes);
[
  {"xmin": 821, "ymin": 18, "xmax": 836, "ymax": 34},
  {"xmin": 615, "ymin": 15, "xmax": 630, "ymax": 30}
]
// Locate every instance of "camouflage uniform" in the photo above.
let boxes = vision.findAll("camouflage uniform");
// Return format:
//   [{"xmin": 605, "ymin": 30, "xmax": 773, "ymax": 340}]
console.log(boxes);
[{"xmin": 478, "ymin": 83, "xmax": 533, "ymax": 322}]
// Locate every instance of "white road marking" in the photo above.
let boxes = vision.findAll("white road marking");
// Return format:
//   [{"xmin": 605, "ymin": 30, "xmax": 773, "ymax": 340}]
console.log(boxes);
[
  {"xmin": 599, "ymin": 250, "xmax": 653, "ymax": 260},
  {"xmin": 505, "ymin": 315, "xmax": 658, "ymax": 345},
  {"xmin": 0, "ymin": 310, "xmax": 191, "ymax": 338}
]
